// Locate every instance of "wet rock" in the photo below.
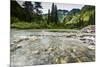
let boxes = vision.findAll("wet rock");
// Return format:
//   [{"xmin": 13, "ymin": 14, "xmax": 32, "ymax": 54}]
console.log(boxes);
[
  {"xmin": 89, "ymin": 42, "xmax": 95, "ymax": 45},
  {"xmin": 80, "ymin": 38, "xmax": 86, "ymax": 41},
  {"xmin": 11, "ymin": 45, "xmax": 22, "ymax": 52},
  {"xmin": 28, "ymin": 36, "xmax": 38, "ymax": 41},
  {"xmin": 32, "ymin": 50, "xmax": 40, "ymax": 54},
  {"xmin": 88, "ymin": 45, "xmax": 95, "ymax": 50},
  {"xmin": 11, "ymin": 29, "xmax": 95, "ymax": 66},
  {"xmin": 79, "ymin": 57, "xmax": 91, "ymax": 62},
  {"xmin": 49, "ymin": 48, "xmax": 55, "ymax": 51},
  {"xmin": 67, "ymin": 56, "xmax": 78, "ymax": 63},
  {"xmin": 66, "ymin": 34, "xmax": 77, "ymax": 38}
]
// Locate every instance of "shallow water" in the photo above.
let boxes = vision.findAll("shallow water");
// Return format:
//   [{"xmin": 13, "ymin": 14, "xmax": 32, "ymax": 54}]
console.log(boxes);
[{"xmin": 10, "ymin": 29, "xmax": 95, "ymax": 66}]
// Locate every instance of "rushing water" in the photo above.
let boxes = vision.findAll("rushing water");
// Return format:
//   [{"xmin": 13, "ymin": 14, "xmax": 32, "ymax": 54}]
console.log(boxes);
[{"xmin": 10, "ymin": 29, "xmax": 95, "ymax": 66}]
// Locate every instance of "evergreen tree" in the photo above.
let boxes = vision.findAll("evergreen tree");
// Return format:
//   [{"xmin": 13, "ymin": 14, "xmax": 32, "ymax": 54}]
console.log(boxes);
[
  {"xmin": 22, "ymin": 1, "xmax": 43, "ymax": 22},
  {"xmin": 34, "ymin": 2, "xmax": 43, "ymax": 23},
  {"xmin": 11, "ymin": 1, "xmax": 31, "ymax": 22},
  {"xmin": 54, "ymin": 5, "xmax": 58, "ymax": 24},
  {"xmin": 51, "ymin": 3, "xmax": 58, "ymax": 24},
  {"xmin": 23, "ymin": 1, "xmax": 33, "ymax": 12},
  {"xmin": 23, "ymin": 1, "xmax": 34, "ymax": 22},
  {"xmin": 34, "ymin": 2, "xmax": 42, "ymax": 15},
  {"xmin": 51, "ymin": 3, "xmax": 55, "ymax": 23},
  {"xmin": 47, "ymin": 9, "xmax": 51, "ymax": 24}
]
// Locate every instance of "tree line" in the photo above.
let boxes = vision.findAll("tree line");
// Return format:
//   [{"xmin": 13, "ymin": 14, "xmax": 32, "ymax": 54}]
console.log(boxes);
[
  {"xmin": 11, "ymin": 1, "xmax": 59, "ymax": 24},
  {"xmin": 11, "ymin": 1, "xmax": 43, "ymax": 23},
  {"xmin": 11, "ymin": 0, "xmax": 95, "ymax": 29},
  {"xmin": 47, "ymin": 3, "xmax": 59, "ymax": 25}
]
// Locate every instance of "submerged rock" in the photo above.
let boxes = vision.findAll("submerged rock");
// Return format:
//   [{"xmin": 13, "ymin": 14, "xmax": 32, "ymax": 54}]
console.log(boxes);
[{"xmin": 11, "ymin": 29, "xmax": 95, "ymax": 66}]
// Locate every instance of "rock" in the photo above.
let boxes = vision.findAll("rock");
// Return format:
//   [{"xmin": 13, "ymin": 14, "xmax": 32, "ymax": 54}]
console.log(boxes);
[
  {"xmin": 80, "ymin": 38, "xmax": 86, "ymax": 41},
  {"xmin": 81, "ymin": 25, "xmax": 95, "ymax": 33},
  {"xmin": 11, "ymin": 45, "xmax": 22, "ymax": 52},
  {"xmin": 32, "ymin": 50, "xmax": 40, "ymax": 54},
  {"xmin": 71, "ymin": 53, "xmax": 76, "ymax": 58},
  {"xmin": 89, "ymin": 42, "xmax": 95, "ymax": 45},
  {"xmin": 66, "ymin": 34, "xmax": 76, "ymax": 38},
  {"xmin": 13, "ymin": 38, "xmax": 28, "ymax": 43},
  {"xmin": 88, "ymin": 45, "xmax": 95, "ymax": 50},
  {"xmin": 83, "ymin": 36, "xmax": 95, "ymax": 41},
  {"xmin": 11, "ymin": 43, "xmax": 15, "ymax": 46},
  {"xmin": 79, "ymin": 57, "xmax": 90, "ymax": 62},
  {"xmin": 11, "ymin": 29, "xmax": 95, "ymax": 65},
  {"xmin": 28, "ymin": 36, "xmax": 38, "ymax": 41},
  {"xmin": 48, "ymin": 48, "xmax": 56, "ymax": 52}
]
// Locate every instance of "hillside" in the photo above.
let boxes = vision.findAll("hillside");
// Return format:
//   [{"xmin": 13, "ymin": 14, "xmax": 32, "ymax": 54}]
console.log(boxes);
[{"xmin": 64, "ymin": 5, "xmax": 95, "ymax": 29}]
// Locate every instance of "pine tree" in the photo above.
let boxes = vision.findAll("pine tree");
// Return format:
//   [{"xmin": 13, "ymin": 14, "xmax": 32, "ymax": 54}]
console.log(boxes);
[
  {"xmin": 54, "ymin": 5, "xmax": 58, "ymax": 24},
  {"xmin": 34, "ymin": 2, "xmax": 42, "ymax": 15},
  {"xmin": 47, "ymin": 9, "xmax": 50, "ymax": 24},
  {"xmin": 22, "ymin": 1, "xmax": 34, "ymax": 22},
  {"xmin": 51, "ymin": 3, "xmax": 58, "ymax": 24},
  {"xmin": 51, "ymin": 3, "xmax": 55, "ymax": 23}
]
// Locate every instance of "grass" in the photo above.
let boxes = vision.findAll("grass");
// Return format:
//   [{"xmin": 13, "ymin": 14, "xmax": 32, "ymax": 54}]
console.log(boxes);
[
  {"xmin": 11, "ymin": 22, "xmax": 40, "ymax": 29},
  {"xmin": 11, "ymin": 21, "xmax": 81, "ymax": 30}
]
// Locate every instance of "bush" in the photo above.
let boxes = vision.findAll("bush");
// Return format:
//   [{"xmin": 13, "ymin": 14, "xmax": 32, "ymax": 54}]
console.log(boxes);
[{"xmin": 11, "ymin": 17, "xmax": 19, "ymax": 24}]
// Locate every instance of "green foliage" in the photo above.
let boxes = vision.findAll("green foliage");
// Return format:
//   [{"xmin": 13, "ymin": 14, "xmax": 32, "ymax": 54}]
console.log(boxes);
[
  {"xmin": 11, "ymin": 17, "xmax": 19, "ymax": 24},
  {"xmin": 64, "ymin": 5, "xmax": 95, "ymax": 29},
  {"xmin": 11, "ymin": 1, "xmax": 95, "ymax": 29},
  {"xmin": 79, "ymin": 5, "xmax": 95, "ymax": 27},
  {"xmin": 11, "ymin": 1, "xmax": 43, "ymax": 22},
  {"xmin": 47, "ymin": 9, "xmax": 51, "ymax": 24},
  {"xmin": 11, "ymin": 1, "xmax": 26, "ymax": 21},
  {"xmin": 50, "ymin": 3, "xmax": 59, "ymax": 24},
  {"xmin": 54, "ymin": 5, "xmax": 59, "ymax": 24},
  {"xmin": 51, "ymin": 3, "xmax": 55, "ymax": 23},
  {"xmin": 11, "ymin": 21, "xmax": 68, "ymax": 29},
  {"xmin": 22, "ymin": 1, "xmax": 34, "ymax": 22}
]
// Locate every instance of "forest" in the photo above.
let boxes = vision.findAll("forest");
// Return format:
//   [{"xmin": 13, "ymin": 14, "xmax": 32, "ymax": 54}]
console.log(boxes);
[{"xmin": 11, "ymin": 0, "xmax": 95, "ymax": 29}]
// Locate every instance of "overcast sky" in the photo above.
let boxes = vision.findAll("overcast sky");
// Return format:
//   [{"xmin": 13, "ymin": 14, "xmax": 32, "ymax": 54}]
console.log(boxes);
[{"xmin": 16, "ymin": 0, "xmax": 84, "ymax": 14}]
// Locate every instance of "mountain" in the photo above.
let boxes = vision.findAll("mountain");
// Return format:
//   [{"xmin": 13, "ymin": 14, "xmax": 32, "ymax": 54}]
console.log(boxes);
[
  {"xmin": 80, "ymin": 5, "xmax": 95, "ymax": 25},
  {"xmin": 57, "ymin": 9, "xmax": 68, "ymax": 22},
  {"xmin": 58, "ymin": 9, "xmax": 68, "ymax": 15},
  {"xmin": 42, "ymin": 9, "xmax": 68, "ymax": 23},
  {"xmin": 63, "ymin": 9, "xmax": 80, "ymax": 24},
  {"xmin": 67, "ymin": 9, "xmax": 80, "ymax": 15},
  {"xmin": 63, "ymin": 5, "xmax": 95, "ymax": 28}
]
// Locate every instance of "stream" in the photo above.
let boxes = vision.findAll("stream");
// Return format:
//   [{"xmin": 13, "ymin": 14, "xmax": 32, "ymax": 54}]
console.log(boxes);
[{"xmin": 10, "ymin": 29, "xmax": 95, "ymax": 66}]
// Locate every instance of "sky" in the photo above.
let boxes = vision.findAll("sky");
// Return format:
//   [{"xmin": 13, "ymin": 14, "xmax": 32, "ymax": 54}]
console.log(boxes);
[{"xmin": 16, "ymin": 0, "xmax": 84, "ymax": 14}]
